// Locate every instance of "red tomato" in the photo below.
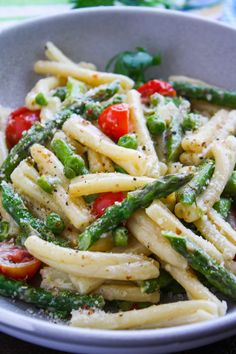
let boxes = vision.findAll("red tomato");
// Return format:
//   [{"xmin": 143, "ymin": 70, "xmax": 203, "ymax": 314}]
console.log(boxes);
[
  {"xmin": 6, "ymin": 107, "xmax": 40, "ymax": 148},
  {"xmin": 98, "ymin": 103, "xmax": 129, "ymax": 140},
  {"xmin": 92, "ymin": 192, "xmax": 125, "ymax": 218},
  {"xmin": 0, "ymin": 243, "xmax": 41, "ymax": 280},
  {"xmin": 138, "ymin": 80, "xmax": 176, "ymax": 100}
]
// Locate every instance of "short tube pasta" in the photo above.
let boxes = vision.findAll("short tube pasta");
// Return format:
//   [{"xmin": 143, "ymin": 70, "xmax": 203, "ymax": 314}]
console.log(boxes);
[
  {"xmin": 25, "ymin": 236, "xmax": 159, "ymax": 281},
  {"xmin": 71, "ymin": 300, "xmax": 218, "ymax": 329},
  {"xmin": 95, "ymin": 283, "xmax": 160, "ymax": 303},
  {"xmin": 34, "ymin": 60, "xmax": 134, "ymax": 90},
  {"xmin": 63, "ymin": 115, "xmax": 149, "ymax": 176},
  {"xmin": 175, "ymin": 136, "xmax": 236, "ymax": 222},
  {"xmin": 69, "ymin": 173, "xmax": 154, "ymax": 198},
  {"xmin": 127, "ymin": 89, "xmax": 166, "ymax": 177},
  {"xmin": 146, "ymin": 201, "xmax": 223, "ymax": 264},
  {"xmin": 127, "ymin": 210, "xmax": 188, "ymax": 269},
  {"xmin": 30, "ymin": 144, "xmax": 92, "ymax": 229}
]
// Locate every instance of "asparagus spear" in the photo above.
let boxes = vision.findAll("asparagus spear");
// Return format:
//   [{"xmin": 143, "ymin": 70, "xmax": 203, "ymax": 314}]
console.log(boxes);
[
  {"xmin": 0, "ymin": 81, "xmax": 120, "ymax": 183},
  {"xmin": 79, "ymin": 173, "xmax": 192, "ymax": 250},
  {"xmin": 46, "ymin": 212, "xmax": 65, "ymax": 235},
  {"xmin": 1, "ymin": 181, "xmax": 66, "ymax": 245},
  {"xmin": 0, "ymin": 109, "xmax": 72, "ymax": 182},
  {"xmin": 0, "ymin": 221, "xmax": 10, "ymax": 242},
  {"xmin": 223, "ymin": 171, "xmax": 236, "ymax": 198},
  {"xmin": 166, "ymin": 115, "xmax": 183, "ymax": 162},
  {"xmin": 86, "ymin": 80, "xmax": 120, "ymax": 102},
  {"xmin": 182, "ymin": 113, "xmax": 200, "ymax": 132},
  {"xmin": 140, "ymin": 269, "xmax": 173, "ymax": 294},
  {"xmin": 163, "ymin": 231, "xmax": 236, "ymax": 300},
  {"xmin": 0, "ymin": 274, "xmax": 104, "ymax": 317},
  {"xmin": 213, "ymin": 198, "xmax": 232, "ymax": 220},
  {"xmin": 177, "ymin": 159, "xmax": 215, "ymax": 205},
  {"xmin": 51, "ymin": 138, "xmax": 88, "ymax": 179},
  {"xmin": 172, "ymin": 81, "xmax": 236, "ymax": 109}
]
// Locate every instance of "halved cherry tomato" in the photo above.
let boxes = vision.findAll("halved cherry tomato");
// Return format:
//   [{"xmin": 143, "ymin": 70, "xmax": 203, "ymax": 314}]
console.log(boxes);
[
  {"xmin": 0, "ymin": 243, "xmax": 41, "ymax": 280},
  {"xmin": 6, "ymin": 107, "xmax": 40, "ymax": 148},
  {"xmin": 138, "ymin": 80, "xmax": 176, "ymax": 100},
  {"xmin": 92, "ymin": 192, "xmax": 125, "ymax": 218},
  {"xmin": 98, "ymin": 103, "xmax": 129, "ymax": 140}
]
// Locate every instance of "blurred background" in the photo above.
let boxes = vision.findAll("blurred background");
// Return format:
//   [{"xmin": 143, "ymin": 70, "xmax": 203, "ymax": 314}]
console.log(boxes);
[{"xmin": 0, "ymin": 0, "xmax": 235, "ymax": 30}]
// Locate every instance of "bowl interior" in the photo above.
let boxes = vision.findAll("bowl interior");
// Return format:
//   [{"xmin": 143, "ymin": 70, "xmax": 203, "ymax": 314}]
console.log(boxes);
[
  {"xmin": 0, "ymin": 7, "xmax": 236, "ymax": 352},
  {"xmin": 0, "ymin": 7, "xmax": 236, "ymax": 108}
]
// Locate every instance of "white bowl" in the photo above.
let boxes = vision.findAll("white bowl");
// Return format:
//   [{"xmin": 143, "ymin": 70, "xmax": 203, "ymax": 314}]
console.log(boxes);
[{"xmin": 0, "ymin": 7, "xmax": 236, "ymax": 353}]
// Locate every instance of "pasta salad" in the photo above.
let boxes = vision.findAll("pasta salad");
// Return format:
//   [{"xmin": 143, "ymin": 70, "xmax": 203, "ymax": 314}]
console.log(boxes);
[{"xmin": 0, "ymin": 42, "xmax": 236, "ymax": 329}]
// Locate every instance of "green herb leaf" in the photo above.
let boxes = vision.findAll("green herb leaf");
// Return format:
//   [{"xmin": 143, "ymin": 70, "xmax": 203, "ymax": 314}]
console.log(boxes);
[
  {"xmin": 70, "ymin": 0, "xmax": 114, "ymax": 8},
  {"xmin": 106, "ymin": 47, "xmax": 161, "ymax": 83}
]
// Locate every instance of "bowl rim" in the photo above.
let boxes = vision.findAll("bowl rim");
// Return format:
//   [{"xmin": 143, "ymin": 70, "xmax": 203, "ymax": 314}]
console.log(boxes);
[{"xmin": 0, "ymin": 5, "xmax": 236, "ymax": 345}]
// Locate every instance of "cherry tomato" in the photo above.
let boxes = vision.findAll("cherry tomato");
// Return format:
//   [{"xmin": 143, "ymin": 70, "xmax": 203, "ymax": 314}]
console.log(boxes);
[
  {"xmin": 6, "ymin": 107, "xmax": 40, "ymax": 148},
  {"xmin": 92, "ymin": 192, "xmax": 125, "ymax": 218},
  {"xmin": 0, "ymin": 243, "xmax": 41, "ymax": 280},
  {"xmin": 138, "ymin": 80, "xmax": 176, "ymax": 100},
  {"xmin": 98, "ymin": 103, "xmax": 129, "ymax": 140}
]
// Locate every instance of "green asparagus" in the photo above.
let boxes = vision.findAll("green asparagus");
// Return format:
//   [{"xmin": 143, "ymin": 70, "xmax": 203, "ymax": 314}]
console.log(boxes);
[
  {"xmin": 112, "ymin": 226, "xmax": 129, "ymax": 247},
  {"xmin": 223, "ymin": 171, "xmax": 236, "ymax": 198},
  {"xmin": 37, "ymin": 175, "xmax": 59, "ymax": 194},
  {"xmin": 166, "ymin": 115, "xmax": 183, "ymax": 162},
  {"xmin": 66, "ymin": 77, "xmax": 86, "ymax": 102},
  {"xmin": 0, "ymin": 80, "xmax": 122, "ymax": 183},
  {"xmin": 0, "ymin": 109, "xmax": 72, "ymax": 182},
  {"xmin": 46, "ymin": 212, "xmax": 65, "ymax": 235},
  {"xmin": 182, "ymin": 113, "xmax": 200, "ymax": 132},
  {"xmin": 213, "ymin": 198, "xmax": 232, "ymax": 220},
  {"xmin": 172, "ymin": 81, "xmax": 236, "ymax": 109},
  {"xmin": 163, "ymin": 231, "xmax": 236, "ymax": 300},
  {"xmin": 0, "ymin": 274, "xmax": 105, "ymax": 317},
  {"xmin": 79, "ymin": 173, "xmax": 192, "ymax": 250},
  {"xmin": 53, "ymin": 87, "xmax": 67, "ymax": 102},
  {"xmin": 82, "ymin": 101, "xmax": 104, "ymax": 121},
  {"xmin": 51, "ymin": 138, "xmax": 88, "ymax": 179},
  {"xmin": 86, "ymin": 80, "xmax": 120, "ymax": 102},
  {"xmin": 177, "ymin": 159, "xmax": 215, "ymax": 205},
  {"xmin": 0, "ymin": 221, "xmax": 10, "ymax": 241},
  {"xmin": 1, "ymin": 181, "xmax": 66, "ymax": 245},
  {"xmin": 140, "ymin": 269, "xmax": 173, "ymax": 294}
]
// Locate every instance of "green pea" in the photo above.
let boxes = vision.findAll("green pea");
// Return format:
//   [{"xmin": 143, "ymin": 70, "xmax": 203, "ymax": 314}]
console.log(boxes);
[
  {"xmin": 35, "ymin": 92, "xmax": 48, "ymax": 106},
  {"xmin": 146, "ymin": 114, "xmax": 166, "ymax": 135},
  {"xmin": 117, "ymin": 134, "xmax": 138, "ymax": 150}
]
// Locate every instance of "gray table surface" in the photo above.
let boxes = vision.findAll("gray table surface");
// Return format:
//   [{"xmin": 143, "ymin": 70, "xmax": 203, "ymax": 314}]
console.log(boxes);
[{"xmin": 1, "ymin": 332, "xmax": 236, "ymax": 354}]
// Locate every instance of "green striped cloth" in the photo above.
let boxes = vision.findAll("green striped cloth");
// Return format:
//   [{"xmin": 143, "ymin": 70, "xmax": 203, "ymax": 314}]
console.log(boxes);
[
  {"xmin": 0, "ymin": 0, "xmax": 234, "ymax": 30},
  {"xmin": 0, "ymin": 0, "xmax": 70, "ymax": 29}
]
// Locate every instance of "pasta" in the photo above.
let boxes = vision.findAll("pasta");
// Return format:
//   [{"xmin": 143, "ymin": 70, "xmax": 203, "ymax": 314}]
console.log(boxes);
[{"xmin": 0, "ymin": 42, "xmax": 236, "ymax": 331}]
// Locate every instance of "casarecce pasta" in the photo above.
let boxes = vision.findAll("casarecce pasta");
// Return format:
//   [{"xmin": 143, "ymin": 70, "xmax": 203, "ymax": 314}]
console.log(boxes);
[{"xmin": 1, "ymin": 43, "xmax": 236, "ymax": 330}]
